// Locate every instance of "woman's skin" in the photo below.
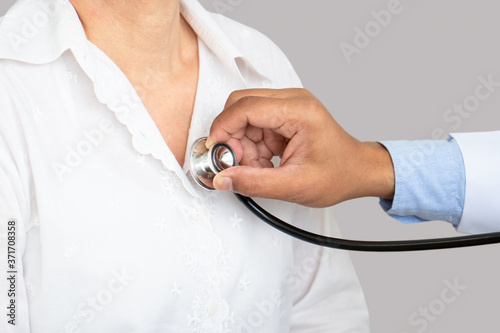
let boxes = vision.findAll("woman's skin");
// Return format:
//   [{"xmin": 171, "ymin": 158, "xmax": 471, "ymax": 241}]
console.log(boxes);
[{"xmin": 70, "ymin": 0, "xmax": 199, "ymax": 166}]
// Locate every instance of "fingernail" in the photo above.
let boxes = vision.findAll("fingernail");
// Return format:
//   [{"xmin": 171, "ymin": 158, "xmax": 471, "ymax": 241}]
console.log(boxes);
[
  {"xmin": 205, "ymin": 137, "xmax": 214, "ymax": 149},
  {"xmin": 215, "ymin": 176, "xmax": 233, "ymax": 192}
]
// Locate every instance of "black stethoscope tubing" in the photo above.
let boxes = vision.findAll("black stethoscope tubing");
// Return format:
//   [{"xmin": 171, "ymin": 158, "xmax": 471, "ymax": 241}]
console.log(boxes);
[{"xmin": 235, "ymin": 194, "xmax": 500, "ymax": 252}]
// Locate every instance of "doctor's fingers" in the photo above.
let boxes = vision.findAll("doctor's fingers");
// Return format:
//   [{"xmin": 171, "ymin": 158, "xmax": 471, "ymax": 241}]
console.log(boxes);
[
  {"xmin": 223, "ymin": 88, "xmax": 310, "ymax": 110},
  {"xmin": 207, "ymin": 88, "xmax": 317, "ymax": 148},
  {"xmin": 213, "ymin": 164, "xmax": 317, "ymax": 205}
]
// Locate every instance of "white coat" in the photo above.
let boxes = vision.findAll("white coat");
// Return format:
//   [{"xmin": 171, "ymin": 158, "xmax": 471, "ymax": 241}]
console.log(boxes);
[{"xmin": 452, "ymin": 131, "xmax": 500, "ymax": 233}]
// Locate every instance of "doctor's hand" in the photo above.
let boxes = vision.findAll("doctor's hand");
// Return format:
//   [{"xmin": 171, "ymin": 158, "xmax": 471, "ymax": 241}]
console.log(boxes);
[{"xmin": 207, "ymin": 88, "xmax": 395, "ymax": 207}]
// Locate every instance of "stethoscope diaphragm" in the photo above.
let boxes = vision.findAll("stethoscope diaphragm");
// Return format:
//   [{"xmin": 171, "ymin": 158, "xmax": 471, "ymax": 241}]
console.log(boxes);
[{"xmin": 189, "ymin": 137, "xmax": 236, "ymax": 190}]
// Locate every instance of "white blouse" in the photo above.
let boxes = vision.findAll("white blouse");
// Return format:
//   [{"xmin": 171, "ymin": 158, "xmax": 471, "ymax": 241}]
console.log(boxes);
[{"xmin": 0, "ymin": 0, "xmax": 370, "ymax": 332}]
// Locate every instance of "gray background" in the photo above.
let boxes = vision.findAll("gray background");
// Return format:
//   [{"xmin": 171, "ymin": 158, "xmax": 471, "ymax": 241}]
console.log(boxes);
[{"xmin": 2, "ymin": 0, "xmax": 500, "ymax": 332}]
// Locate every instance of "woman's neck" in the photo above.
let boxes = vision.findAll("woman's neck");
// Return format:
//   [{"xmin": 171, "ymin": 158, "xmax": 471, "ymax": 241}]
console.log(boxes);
[{"xmin": 70, "ymin": 0, "xmax": 196, "ymax": 84}]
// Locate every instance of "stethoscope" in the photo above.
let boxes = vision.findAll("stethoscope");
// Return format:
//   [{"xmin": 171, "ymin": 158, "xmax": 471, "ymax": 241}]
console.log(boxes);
[{"xmin": 189, "ymin": 137, "xmax": 500, "ymax": 252}]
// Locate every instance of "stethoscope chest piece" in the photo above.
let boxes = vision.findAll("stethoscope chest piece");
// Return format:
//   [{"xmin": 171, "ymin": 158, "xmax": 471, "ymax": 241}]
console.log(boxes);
[{"xmin": 189, "ymin": 137, "xmax": 236, "ymax": 190}]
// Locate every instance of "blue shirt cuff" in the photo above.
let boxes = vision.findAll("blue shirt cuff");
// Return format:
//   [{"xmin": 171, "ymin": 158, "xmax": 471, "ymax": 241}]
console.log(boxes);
[{"xmin": 378, "ymin": 138, "xmax": 465, "ymax": 227}]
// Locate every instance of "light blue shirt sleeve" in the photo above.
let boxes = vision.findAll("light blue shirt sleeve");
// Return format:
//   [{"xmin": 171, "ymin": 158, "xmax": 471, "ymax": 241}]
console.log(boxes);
[{"xmin": 378, "ymin": 137, "xmax": 465, "ymax": 227}]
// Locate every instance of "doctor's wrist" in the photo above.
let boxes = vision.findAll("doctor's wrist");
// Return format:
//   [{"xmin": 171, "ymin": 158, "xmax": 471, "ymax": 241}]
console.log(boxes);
[{"xmin": 359, "ymin": 142, "xmax": 395, "ymax": 200}]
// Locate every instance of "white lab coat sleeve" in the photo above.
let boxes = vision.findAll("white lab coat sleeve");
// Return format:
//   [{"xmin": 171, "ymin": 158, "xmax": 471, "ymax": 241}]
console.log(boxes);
[
  {"xmin": 451, "ymin": 131, "xmax": 500, "ymax": 234},
  {"xmin": 0, "ymin": 72, "xmax": 31, "ymax": 333}
]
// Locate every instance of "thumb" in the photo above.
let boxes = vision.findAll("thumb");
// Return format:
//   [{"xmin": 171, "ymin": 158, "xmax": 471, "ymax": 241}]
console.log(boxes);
[{"xmin": 213, "ymin": 166, "xmax": 298, "ymax": 201}]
